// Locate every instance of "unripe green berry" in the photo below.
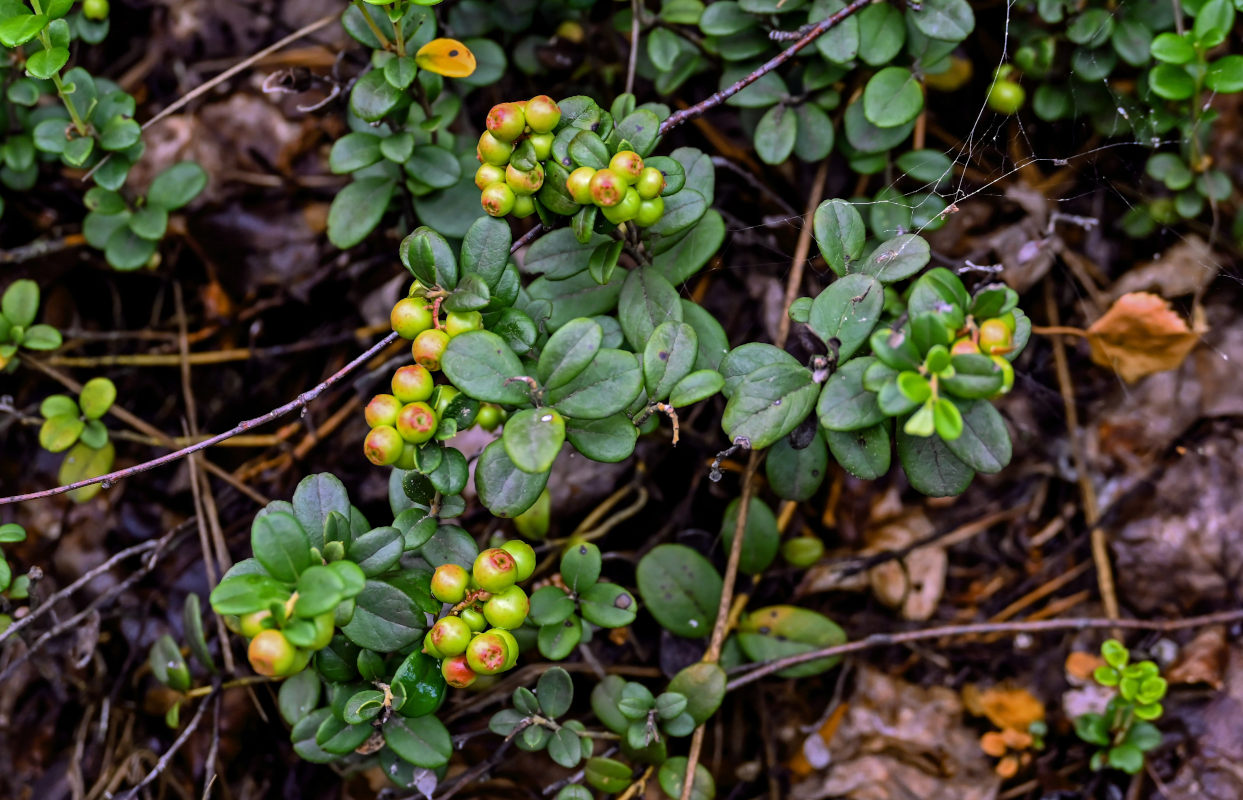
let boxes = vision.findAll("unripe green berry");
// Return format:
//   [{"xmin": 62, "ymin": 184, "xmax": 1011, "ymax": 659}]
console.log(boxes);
[
  {"xmin": 429, "ymin": 616, "xmax": 472, "ymax": 657},
  {"xmin": 483, "ymin": 585, "xmax": 529, "ymax": 630},
  {"xmin": 392, "ymin": 365, "xmax": 435, "ymax": 403},
  {"xmin": 365, "ymin": 393, "xmax": 402, "ymax": 428},
  {"xmin": 481, "ymin": 182, "xmax": 516, "ymax": 217},
  {"xmin": 500, "ymin": 540, "xmax": 537, "ymax": 581},
  {"xmin": 514, "ymin": 488, "xmax": 551, "ymax": 539},
  {"xmin": 634, "ymin": 196, "xmax": 664, "ymax": 228},
  {"xmin": 477, "ymin": 132, "xmax": 513, "ymax": 166},
  {"xmin": 423, "ymin": 629, "xmax": 445, "ymax": 659},
  {"xmin": 412, "ymin": 328, "xmax": 451, "ymax": 371},
  {"xmin": 978, "ymin": 319, "xmax": 1013, "ymax": 355},
  {"xmin": 991, "ymin": 355, "xmax": 1015, "ymax": 394},
  {"xmin": 465, "ymin": 632, "xmax": 509, "ymax": 675},
  {"xmin": 566, "ymin": 167, "xmax": 596, "ymax": 204},
  {"xmin": 589, "ymin": 168, "xmax": 625, "ymax": 207},
  {"xmin": 489, "ymin": 627, "xmax": 521, "ymax": 670},
  {"xmin": 505, "ymin": 162, "xmax": 545, "ymax": 195},
  {"xmin": 601, "ymin": 187, "xmax": 641, "ymax": 224},
  {"xmin": 512, "ymin": 194, "xmax": 536, "ymax": 218},
  {"xmin": 249, "ymin": 630, "xmax": 297, "ymax": 677},
  {"xmin": 309, "ymin": 613, "xmax": 336, "ymax": 650},
  {"xmin": 395, "ymin": 443, "xmax": 418, "ymax": 471},
  {"xmin": 486, "ymin": 102, "xmax": 527, "ymax": 142},
  {"xmin": 473, "ymin": 548, "xmax": 519, "ymax": 593},
  {"xmin": 781, "ymin": 537, "xmax": 824, "ymax": 568},
  {"xmin": 636, "ymin": 166, "xmax": 665, "ymax": 199},
  {"xmin": 460, "ymin": 607, "xmax": 487, "ymax": 632},
  {"xmin": 442, "ymin": 654, "xmax": 477, "ymax": 688},
  {"xmin": 997, "ymin": 310, "xmax": 1018, "ymax": 334},
  {"xmin": 396, "ymin": 401, "xmax": 438, "ymax": 444},
  {"xmin": 524, "ymin": 95, "xmax": 561, "ymax": 133},
  {"xmin": 364, "ymin": 425, "xmax": 404, "ymax": 466},
  {"xmin": 529, "ymin": 132, "xmax": 554, "ymax": 161},
  {"xmin": 391, "ymin": 296, "xmax": 433, "ymax": 339},
  {"xmin": 83, "ymin": 0, "xmax": 109, "ymax": 20},
  {"xmin": 431, "ymin": 563, "xmax": 470, "ymax": 604},
  {"xmin": 987, "ymin": 79, "xmax": 1025, "ymax": 115},
  {"xmin": 445, "ymin": 310, "xmax": 484, "ymax": 338},
  {"xmin": 239, "ymin": 609, "xmax": 274, "ymax": 639},
  {"xmin": 476, "ymin": 403, "xmax": 503, "ymax": 431},
  {"xmin": 608, "ymin": 150, "xmax": 644, "ymax": 184},
  {"xmin": 475, "ymin": 163, "xmax": 506, "ymax": 191},
  {"xmin": 434, "ymin": 385, "xmax": 461, "ymax": 417}
]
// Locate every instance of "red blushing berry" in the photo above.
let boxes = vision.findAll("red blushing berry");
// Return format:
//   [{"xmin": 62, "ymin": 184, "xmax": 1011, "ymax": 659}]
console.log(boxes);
[
  {"xmin": 442, "ymin": 654, "xmax": 477, "ymax": 688},
  {"xmin": 396, "ymin": 401, "xmax": 438, "ymax": 444}
]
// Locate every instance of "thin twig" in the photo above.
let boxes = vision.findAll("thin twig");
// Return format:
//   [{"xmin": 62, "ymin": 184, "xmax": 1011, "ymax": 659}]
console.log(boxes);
[
  {"xmin": 659, "ymin": 0, "xmax": 874, "ymax": 134},
  {"xmin": 0, "ymin": 523, "xmax": 187, "ymax": 646},
  {"xmin": 725, "ymin": 608, "xmax": 1243, "ymax": 691},
  {"xmin": 118, "ymin": 688, "xmax": 216, "ymax": 800},
  {"xmin": 1044, "ymin": 281, "xmax": 1118, "ymax": 623},
  {"xmin": 775, "ymin": 160, "xmax": 829, "ymax": 349},
  {"xmin": 83, "ymin": 12, "xmax": 339, "ymax": 181},
  {"xmin": 1, "ymin": 332, "xmax": 398, "ymax": 505}
]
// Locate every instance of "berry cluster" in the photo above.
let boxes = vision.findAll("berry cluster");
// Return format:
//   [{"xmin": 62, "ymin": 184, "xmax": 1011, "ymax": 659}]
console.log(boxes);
[
  {"xmin": 475, "ymin": 97, "xmax": 668, "ymax": 227},
  {"xmin": 564, "ymin": 151, "xmax": 667, "ymax": 227},
  {"xmin": 423, "ymin": 541, "xmax": 535, "ymax": 688},
  {"xmin": 225, "ymin": 598, "xmax": 336, "ymax": 678},
  {"xmin": 475, "ymin": 96, "xmax": 561, "ymax": 219},
  {"xmin": 948, "ymin": 309, "xmax": 1019, "ymax": 394},
  {"xmin": 363, "ymin": 284, "xmax": 504, "ymax": 467}
]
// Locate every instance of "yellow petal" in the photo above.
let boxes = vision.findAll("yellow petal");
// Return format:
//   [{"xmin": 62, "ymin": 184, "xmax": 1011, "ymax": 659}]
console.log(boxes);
[{"xmin": 415, "ymin": 38, "xmax": 476, "ymax": 78}]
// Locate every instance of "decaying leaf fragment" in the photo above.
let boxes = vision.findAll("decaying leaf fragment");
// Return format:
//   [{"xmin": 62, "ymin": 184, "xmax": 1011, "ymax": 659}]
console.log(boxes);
[{"xmin": 1086, "ymin": 291, "xmax": 1202, "ymax": 383}]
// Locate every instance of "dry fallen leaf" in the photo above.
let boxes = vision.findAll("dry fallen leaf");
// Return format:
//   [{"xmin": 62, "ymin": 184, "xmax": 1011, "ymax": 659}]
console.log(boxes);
[
  {"xmin": 791, "ymin": 667, "xmax": 999, "ymax": 800},
  {"xmin": 1108, "ymin": 235, "xmax": 1218, "ymax": 301},
  {"xmin": 1086, "ymin": 292, "xmax": 1202, "ymax": 383},
  {"xmin": 1167, "ymin": 626, "xmax": 1228, "ymax": 689}
]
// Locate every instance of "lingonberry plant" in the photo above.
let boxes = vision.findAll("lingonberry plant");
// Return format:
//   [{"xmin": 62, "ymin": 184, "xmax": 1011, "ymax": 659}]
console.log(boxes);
[
  {"xmin": 0, "ymin": 279, "xmax": 62, "ymax": 369},
  {"xmin": 37, "ymin": 376, "xmax": 117, "ymax": 502},
  {"xmin": 0, "ymin": 0, "xmax": 207, "ymax": 268},
  {"xmin": 1074, "ymin": 639, "xmax": 1167, "ymax": 774},
  {"xmin": 0, "ymin": 523, "xmax": 30, "ymax": 635}
]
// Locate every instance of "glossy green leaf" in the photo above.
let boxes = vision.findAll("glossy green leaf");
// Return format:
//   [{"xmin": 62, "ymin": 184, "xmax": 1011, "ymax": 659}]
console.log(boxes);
[
  {"xmin": 720, "ymin": 496, "xmax": 779, "ymax": 574},
  {"xmin": 340, "ymin": 579, "xmax": 424, "ymax": 651},
  {"xmin": 896, "ymin": 425, "xmax": 974, "ymax": 496},
  {"xmin": 813, "ymin": 199, "xmax": 866, "ymax": 276},
  {"xmin": 722, "ymin": 363, "xmax": 818, "ymax": 449},
  {"xmin": 635, "ymin": 544, "xmax": 722, "ymax": 638},
  {"xmin": 766, "ymin": 434, "xmax": 828, "ymax": 501},
  {"xmin": 808, "ymin": 273, "xmax": 883, "ymax": 359},
  {"xmin": 441, "ymin": 330, "xmax": 532, "ymax": 405},
  {"xmin": 565, "ymin": 414, "xmax": 639, "ymax": 462},
  {"xmin": 475, "ymin": 439, "xmax": 549, "ymax": 517},
  {"xmin": 824, "ymin": 422, "xmax": 892, "ymax": 479},
  {"xmin": 327, "ymin": 177, "xmax": 395, "ymax": 249},
  {"xmin": 547, "ymin": 348, "xmax": 643, "ymax": 419}
]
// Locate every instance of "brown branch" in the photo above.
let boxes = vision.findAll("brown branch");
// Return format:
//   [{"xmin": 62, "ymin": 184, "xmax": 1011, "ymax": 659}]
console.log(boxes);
[
  {"xmin": 659, "ymin": 0, "xmax": 874, "ymax": 135},
  {"xmin": 724, "ymin": 608, "xmax": 1243, "ymax": 691}
]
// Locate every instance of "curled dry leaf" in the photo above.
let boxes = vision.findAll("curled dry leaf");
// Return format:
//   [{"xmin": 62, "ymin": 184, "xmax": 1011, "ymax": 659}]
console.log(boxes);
[
  {"xmin": 1086, "ymin": 291, "xmax": 1203, "ymax": 383},
  {"xmin": 1167, "ymin": 626, "xmax": 1228, "ymax": 689}
]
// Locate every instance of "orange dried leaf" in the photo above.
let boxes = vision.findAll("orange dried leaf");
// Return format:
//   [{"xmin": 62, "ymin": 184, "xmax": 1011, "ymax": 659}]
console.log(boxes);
[
  {"xmin": 414, "ymin": 38, "xmax": 476, "ymax": 78},
  {"xmin": 1086, "ymin": 292, "xmax": 1202, "ymax": 383}
]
